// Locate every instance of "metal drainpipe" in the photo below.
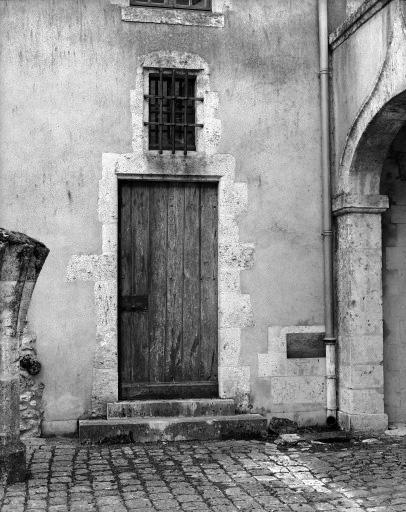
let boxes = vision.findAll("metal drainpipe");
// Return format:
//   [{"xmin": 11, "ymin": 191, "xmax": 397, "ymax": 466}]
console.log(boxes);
[{"xmin": 318, "ymin": 0, "xmax": 337, "ymax": 426}]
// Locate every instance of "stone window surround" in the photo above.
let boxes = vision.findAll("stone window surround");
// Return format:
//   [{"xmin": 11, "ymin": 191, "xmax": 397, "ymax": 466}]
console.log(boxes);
[
  {"xmin": 112, "ymin": 0, "xmax": 231, "ymax": 27},
  {"xmin": 66, "ymin": 51, "xmax": 254, "ymax": 417},
  {"xmin": 141, "ymin": 67, "xmax": 205, "ymax": 155}
]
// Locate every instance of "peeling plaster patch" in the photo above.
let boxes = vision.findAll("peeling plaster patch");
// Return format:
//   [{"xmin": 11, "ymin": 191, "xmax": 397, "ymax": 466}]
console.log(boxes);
[{"xmin": 66, "ymin": 51, "xmax": 254, "ymax": 415}]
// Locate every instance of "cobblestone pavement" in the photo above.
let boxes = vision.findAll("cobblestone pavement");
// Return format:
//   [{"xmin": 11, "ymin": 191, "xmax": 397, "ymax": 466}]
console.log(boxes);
[{"xmin": 1, "ymin": 436, "xmax": 406, "ymax": 512}]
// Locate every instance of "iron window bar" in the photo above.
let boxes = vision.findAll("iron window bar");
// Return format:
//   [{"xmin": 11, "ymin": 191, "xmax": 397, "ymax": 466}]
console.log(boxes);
[
  {"xmin": 130, "ymin": 0, "xmax": 212, "ymax": 11},
  {"xmin": 145, "ymin": 68, "xmax": 204, "ymax": 155}
]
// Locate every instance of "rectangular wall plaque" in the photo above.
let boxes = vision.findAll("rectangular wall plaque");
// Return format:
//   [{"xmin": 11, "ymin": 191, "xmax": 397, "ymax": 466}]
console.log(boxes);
[{"xmin": 286, "ymin": 332, "xmax": 326, "ymax": 359}]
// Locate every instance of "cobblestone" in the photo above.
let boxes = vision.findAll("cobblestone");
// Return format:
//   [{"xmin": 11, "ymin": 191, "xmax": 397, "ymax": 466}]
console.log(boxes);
[{"xmin": 1, "ymin": 437, "xmax": 406, "ymax": 511}]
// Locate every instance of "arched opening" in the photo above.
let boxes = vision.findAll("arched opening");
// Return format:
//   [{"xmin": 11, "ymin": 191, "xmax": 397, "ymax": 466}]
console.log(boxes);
[
  {"xmin": 334, "ymin": 90, "xmax": 406, "ymax": 432},
  {"xmin": 381, "ymin": 123, "xmax": 406, "ymax": 424}
]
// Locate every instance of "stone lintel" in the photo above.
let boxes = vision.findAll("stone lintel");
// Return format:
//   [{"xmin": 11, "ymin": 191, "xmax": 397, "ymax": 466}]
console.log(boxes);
[
  {"xmin": 0, "ymin": 228, "xmax": 49, "ymax": 483},
  {"xmin": 121, "ymin": 6, "xmax": 224, "ymax": 28},
  {"xmin": 332, "ymin": 193, "xmax": 389, "ymax": 216}
]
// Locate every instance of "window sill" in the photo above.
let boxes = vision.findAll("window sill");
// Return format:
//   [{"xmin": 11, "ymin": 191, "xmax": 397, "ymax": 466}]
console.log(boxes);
[{"xmin": 121, "ymin": 6, "xmax": 224, "ymax": 27}]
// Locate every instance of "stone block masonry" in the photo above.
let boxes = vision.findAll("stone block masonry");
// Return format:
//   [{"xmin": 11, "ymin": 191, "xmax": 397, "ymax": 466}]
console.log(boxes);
[
  {"xmin": 0, "ymin": 229, "xmax": 49, "ymax": 484},
  {"xmin": 19, "ymin": 329, "xmax": 44, "ymax": 439},
  {"xmin": 257, "ymin": 325, "xmax": 326, "ymax": 425}
]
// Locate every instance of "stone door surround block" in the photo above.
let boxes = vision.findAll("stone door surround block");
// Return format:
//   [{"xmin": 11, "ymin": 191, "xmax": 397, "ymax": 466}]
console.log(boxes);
[
  {"xmin": 66, "ymin": 51, "xmax": 255, "ymax": 417},
  {"xmin": 0, "ymin": 229, "xmax": 49, "ymax": 483}
]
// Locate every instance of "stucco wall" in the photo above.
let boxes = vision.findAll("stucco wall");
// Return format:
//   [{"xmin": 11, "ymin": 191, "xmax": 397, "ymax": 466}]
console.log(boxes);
[
  {"xmin": 0, "ymin": 0, "xmax": 326, "ymax": 431},
  {"xmin": 331, "ymin": 1, "xmax": 395, "ymax": 186}
]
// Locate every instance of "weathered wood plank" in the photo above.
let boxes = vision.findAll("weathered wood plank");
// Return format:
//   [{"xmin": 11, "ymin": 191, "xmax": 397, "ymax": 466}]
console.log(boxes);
[
  {"xmin": 122, "ymin": 381, "xmax": 218, "ymax": 400},
  {"xmin": 119, "ymin": 184, "xmax": 133, "ymax": 389},
  {"xmin": 200, "ymin": 184, "xmax": 218, "ymax": 382},
  {"xmin": 148, "ymin": 183, "xmax": 168, "ymax": 383},
  {"xmin": 183, "ymin": 184, "xmax": 201, "ymax": 381},
  {"xmin": 119, "ymin": 183, "xmax": 150, "ymax": 393},
  {"xmin": 165, "ymin": 184, "xmax": 185, "ymax": 382},
  {"xmin": 128, "ymin": 184, "xmax": 149, "ymax": 383}
]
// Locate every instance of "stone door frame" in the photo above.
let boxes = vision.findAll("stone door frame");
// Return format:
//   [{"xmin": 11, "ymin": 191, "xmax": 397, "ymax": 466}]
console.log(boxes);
[
  {"xmin": 66, "ymin": 51, "xmax": 255, "ymax": 417},
  {"xmin": 333, "ymin": 7, "xmax": 406, "ymax": 431}
]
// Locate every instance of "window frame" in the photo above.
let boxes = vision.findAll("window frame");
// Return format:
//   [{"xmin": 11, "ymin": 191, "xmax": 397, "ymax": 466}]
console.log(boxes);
[
  {"xmin": 144, "ymin": 68, "xmax": 204, "ymax": 155},
  {"xmin": 130, "ymin": 0, "xmax": 212, "ymax": 11}
]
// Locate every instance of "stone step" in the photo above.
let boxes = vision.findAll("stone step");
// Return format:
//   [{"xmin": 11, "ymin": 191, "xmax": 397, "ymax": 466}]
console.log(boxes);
[
  {"xmin": 107, "ymin": 398, "xmax": 236, "ymax": 419},
  {"xmin": 79, "ymin": 414, "xmax": 267, "ymax": 444}
]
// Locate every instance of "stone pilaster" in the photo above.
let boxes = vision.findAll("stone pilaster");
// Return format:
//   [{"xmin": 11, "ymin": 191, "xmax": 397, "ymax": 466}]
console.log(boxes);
[
  {"xmin": 333, "ymin": 194, "xmax": 388, "ymax": 432},
  {"xmin": 0, "ymin": 229, "xmax": 48, "ymax": 484}
]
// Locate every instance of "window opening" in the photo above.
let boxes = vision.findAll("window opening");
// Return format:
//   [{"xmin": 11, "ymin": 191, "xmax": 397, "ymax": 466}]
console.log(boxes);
[
  {"xmin": 130, "ymin": 0, "xmax": 212, "ymax": 11},
  {"xmin": 145, "ymin": 68, "xmax": 204, "ymax": 155}
]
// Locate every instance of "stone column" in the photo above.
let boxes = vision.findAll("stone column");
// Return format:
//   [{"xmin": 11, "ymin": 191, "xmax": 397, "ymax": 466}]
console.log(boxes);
[
  {"xmin": 333, "ymin": 194, "xmax": 389, "ymax": 432},
  {"xmin": 0, "ymin": 229, "xmax": 49, "ymax": 484}
]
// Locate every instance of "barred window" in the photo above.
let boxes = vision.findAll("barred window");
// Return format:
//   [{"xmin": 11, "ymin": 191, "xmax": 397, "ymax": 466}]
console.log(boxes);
[
  {"xmin": 145, "ymin": 69, "xmax": 203, "ymax": 155},
  {"xmin": 130, "ymin": 0, "xmax": 212, "ymax": 11}
]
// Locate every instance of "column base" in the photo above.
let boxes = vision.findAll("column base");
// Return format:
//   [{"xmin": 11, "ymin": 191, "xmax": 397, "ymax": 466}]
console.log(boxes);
[
  {"xmin": 0, "ymin": 442, "xmax": 27, "ymax": 484},
  {"xmin": 338, "ymin": 410, "xmax": 388, "ymax": 433}
]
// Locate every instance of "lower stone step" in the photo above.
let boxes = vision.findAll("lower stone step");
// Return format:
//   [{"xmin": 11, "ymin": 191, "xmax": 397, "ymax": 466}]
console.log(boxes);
[
  {"xmin": 107, "ymin": 398, "xmax": 236, "ymax": 419},
  {"xmin": 79, "ymin": 414, "xmax": 267, "ymax": 444}
]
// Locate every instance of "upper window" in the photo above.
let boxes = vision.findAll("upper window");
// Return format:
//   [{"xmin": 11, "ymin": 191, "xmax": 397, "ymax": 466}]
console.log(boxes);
[
  {"xmin": 130, "ymin": 0, "xmax": 212, "ymax": 10},
  {"xmin": 145, "ymin": 68, "xmax": 203, "ymax": 155}
]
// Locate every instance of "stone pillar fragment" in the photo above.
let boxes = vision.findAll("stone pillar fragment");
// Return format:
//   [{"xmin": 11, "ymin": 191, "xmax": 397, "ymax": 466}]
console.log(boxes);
[
  {"xmin": 0, "ymin": 229, "xmax": 49, "ymax": 484},
  {"xmin": 334, "ymin": 194, "xmax": 388, "ymax": 432}
]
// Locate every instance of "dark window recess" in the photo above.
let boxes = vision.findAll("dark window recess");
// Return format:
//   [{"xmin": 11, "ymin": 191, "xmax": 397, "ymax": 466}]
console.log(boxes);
[
  {"xmin": 286, "ymin": 332, "xmax": 326, "ymax": 359},
  {"xmin": 130, "ymin": 0, "xmax": 211, "ymax": 11},
  {"xmin": 145, "ymin": 68, "xmax": 203, "ymax": 155}
]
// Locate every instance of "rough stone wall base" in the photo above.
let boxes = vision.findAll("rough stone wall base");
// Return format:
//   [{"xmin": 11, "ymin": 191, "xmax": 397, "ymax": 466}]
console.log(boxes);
[
  {"xmin": 19, "ymin": 328, "xmax": 44, "ymax": 438},
  {"xmin": 338, "ymin": 410, "xmax": 388, "ymax": 433}
]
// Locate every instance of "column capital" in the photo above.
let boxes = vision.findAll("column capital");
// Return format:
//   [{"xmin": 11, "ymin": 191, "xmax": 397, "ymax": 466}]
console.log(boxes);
[{"xmin": 332, "ymin": 194, "xmax": 389, "ymax": 216}]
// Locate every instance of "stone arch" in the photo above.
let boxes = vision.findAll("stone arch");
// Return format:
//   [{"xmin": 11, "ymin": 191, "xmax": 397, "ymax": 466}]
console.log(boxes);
[
  {"xmin": 332, "ymin": 2, "xmax": 406, "ymax": 432},
  {"xmin": 348, "ymin": 91, "xmax": 406, "ymax": 196},
  {"xmin": 336, "ymin": 2, "xmax": 406, "ymax": 197}
]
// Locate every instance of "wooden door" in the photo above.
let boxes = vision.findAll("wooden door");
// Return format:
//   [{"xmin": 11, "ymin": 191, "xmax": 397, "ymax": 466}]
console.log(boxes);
[{"xmin": 118, "ymin": 180, "xmax": 218, "ymax": 400}]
